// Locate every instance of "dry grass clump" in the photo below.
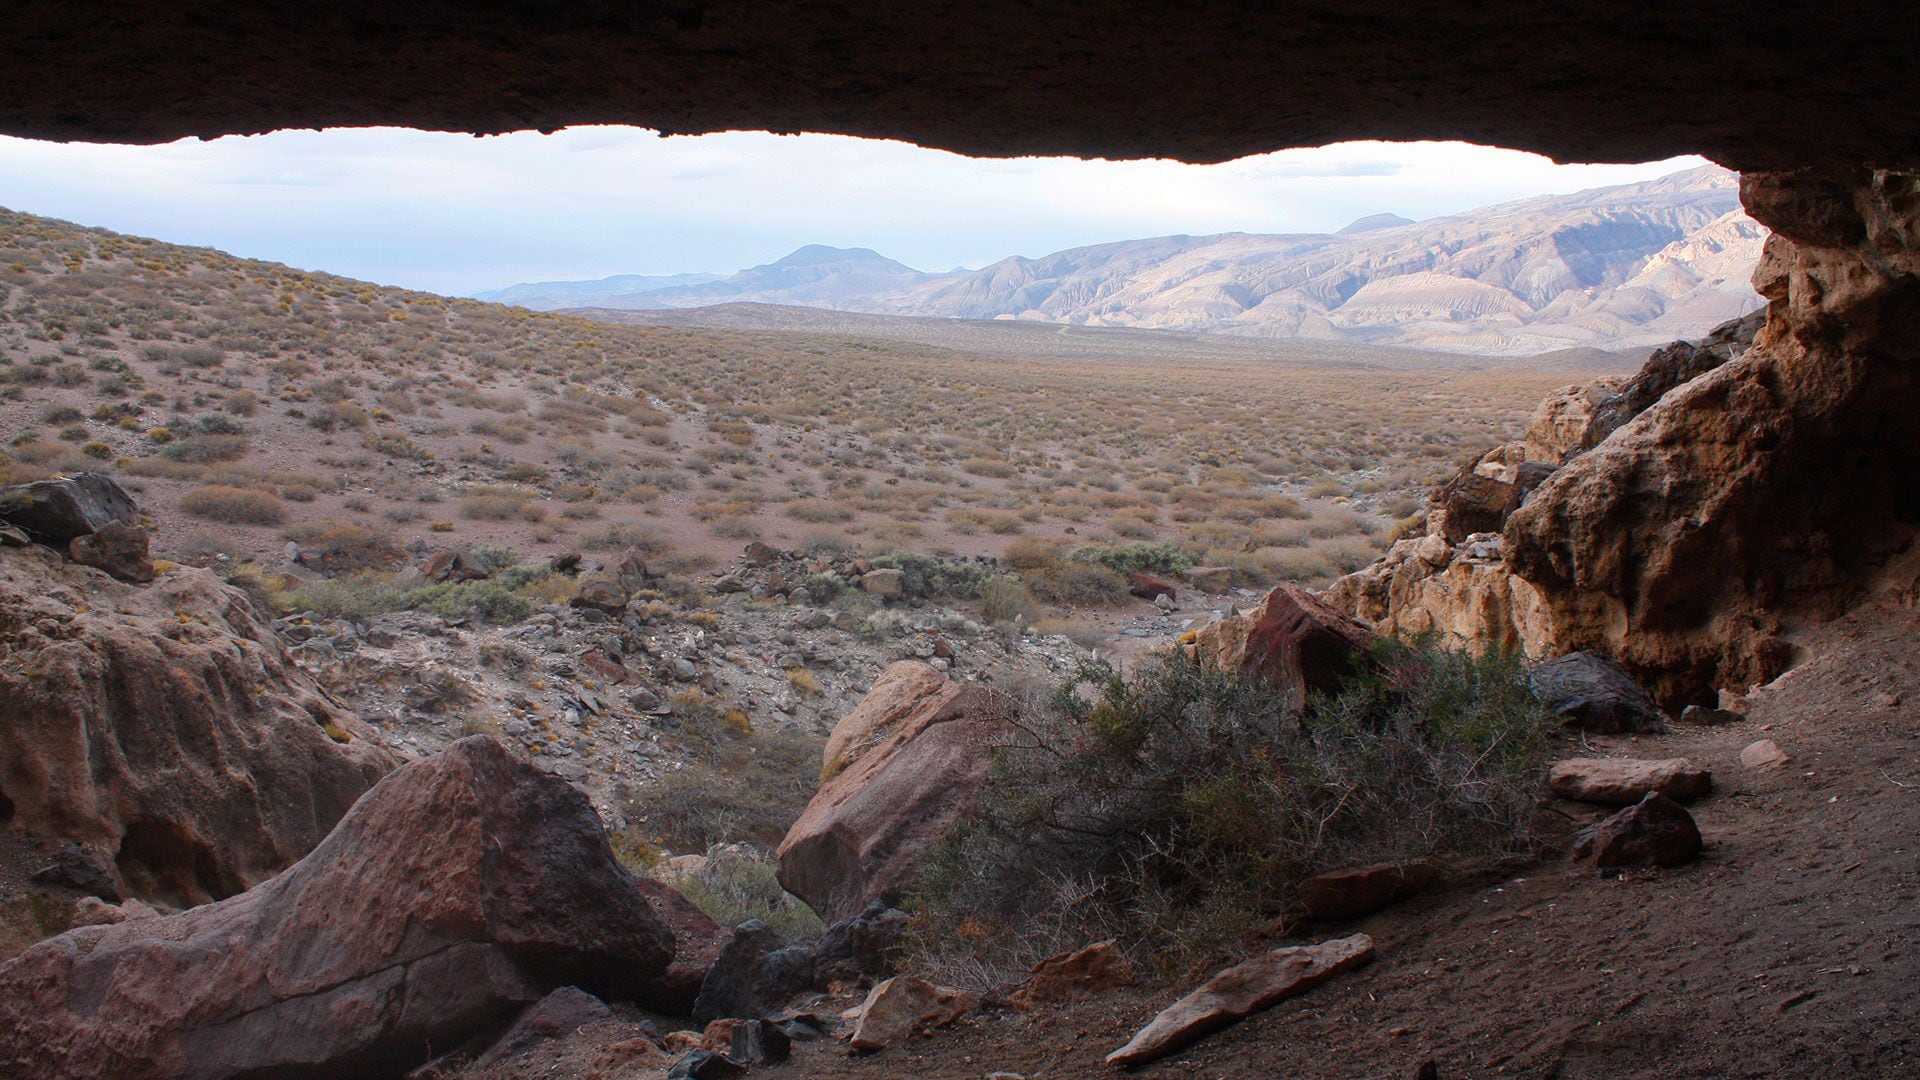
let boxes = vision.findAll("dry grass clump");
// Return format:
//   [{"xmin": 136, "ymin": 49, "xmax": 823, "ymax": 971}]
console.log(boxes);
[
  {"xmin": 783, "ymin": 496, "xmax": 853, "ymax": 524},
  {"xmin": 180, "ymin": 484, "xmax": 285, "ymax": 525},
  {"xmin": 283, "ymin": 521, "xmax": 405, "ymax": 574},
  {"xmin": 460, "ymin": 485, "xmax": 545, "ymax": 522}
]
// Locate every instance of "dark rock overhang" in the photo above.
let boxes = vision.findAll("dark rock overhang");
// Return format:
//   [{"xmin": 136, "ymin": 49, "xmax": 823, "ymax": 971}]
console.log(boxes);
[{"xmin": 0, "ymin": 2, "xmax": 1912, "ymax": 168}]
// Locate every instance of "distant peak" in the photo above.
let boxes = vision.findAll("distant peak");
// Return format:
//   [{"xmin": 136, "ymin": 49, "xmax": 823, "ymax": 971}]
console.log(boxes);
[
  {"xmin": 770, "ymin": 244, "xmax": 891, "ymax": 267},
  {"xmin": 1337, "ymin": 212, "xmax": 1417, "ymax": 235}
]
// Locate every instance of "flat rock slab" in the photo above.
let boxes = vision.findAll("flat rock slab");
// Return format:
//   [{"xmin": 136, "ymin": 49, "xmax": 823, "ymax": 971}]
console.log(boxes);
[
  {"xmin": 1106, "ymin": 933, "xmax": 1374, "ymax": 1067},
  {"xmin": 1299, "ymin": 862, "xmax": 1439, "ymax": 921},
  {"xmin": 1549, "ymin": 758, "xmax": 1712, "ymax": 805}
]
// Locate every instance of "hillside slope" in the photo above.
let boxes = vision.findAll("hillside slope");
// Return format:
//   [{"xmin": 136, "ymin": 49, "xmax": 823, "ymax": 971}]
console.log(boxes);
[{"xmin": 487, "ymin": 166, "xmax": 1764, "ymax": 355}]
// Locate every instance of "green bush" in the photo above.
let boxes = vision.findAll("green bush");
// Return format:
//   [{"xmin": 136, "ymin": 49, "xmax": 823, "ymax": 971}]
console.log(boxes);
[
  {"xmin": 914, "ymin": 641, "xmax": 1553, "ymax": 976},
  {"xmin": 868, "ymin": 550, "xmax": 997, "ymax": 599},
  {"xmin": 283, "ymin": 572, "xmax": 531, "ymax": 623},
  {"xmin": 1067, "ymin": 540, "xmax": 1196, "ymax": 576}
]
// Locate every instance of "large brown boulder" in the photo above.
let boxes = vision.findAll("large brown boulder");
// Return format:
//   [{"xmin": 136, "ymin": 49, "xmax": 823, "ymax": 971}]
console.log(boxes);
[
  {"xmin": 1190, "ymin": 584, "xmax": 1376, "ymax": 709},
  {"xmin": 777, "ymin": 662, "xmax": 1008, "ymax": 922},
  {"xmin": 0, "ymin": 546, "xmax": 397, "ymax": 905},
  {"xmin": 0, "ymin": 736, "xmax": 674, "ymax": 1080}
]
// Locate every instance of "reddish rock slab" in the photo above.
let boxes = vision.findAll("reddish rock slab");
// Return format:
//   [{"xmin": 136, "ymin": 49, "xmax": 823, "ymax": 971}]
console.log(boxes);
[
  {"xmin": 1127, "ymin": 571, "xmax": 1178, "ymax": 601},
  {"xmin": 1548, "ymin": 758, "xmax": 1713, "ymax": 805},
  {"xmin": 1298, "ymin": 862, "xmax": 1440, "ymax": 921},
  {"xmin": 1570, "ymin": 792, "xmax": 1703, "ymax": 867},
  {"xmin": 1009, "ymin": 939, "xmax": 1136, "ymax": 1008},
  {"xmin": 1106, "ymin": 933, "xmax": 1375, "ymax": 1067},
  {"xmin": 633, "ymin": 876, "xmax": 728, "ymax": 1015},
  {"xmin": 1740, "ymin": 739, "xmax": 1791, "ymax": 770},
  {"xmin": 0, "ymin": 736, "xmax": 672, "ymax": 1080},
  {"xmin": 1194, "ymin": 584, "xmax": 1377, "ymax": 709},
  {"xmin": 778, "ymin": 662, "xmax": 1009, "ymax": 921}
]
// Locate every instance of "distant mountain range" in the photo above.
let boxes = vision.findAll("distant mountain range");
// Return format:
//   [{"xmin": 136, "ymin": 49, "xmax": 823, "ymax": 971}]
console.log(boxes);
[{"xmin": 480, "ymin": 165, "xmax": 1764, "ymax": 355}]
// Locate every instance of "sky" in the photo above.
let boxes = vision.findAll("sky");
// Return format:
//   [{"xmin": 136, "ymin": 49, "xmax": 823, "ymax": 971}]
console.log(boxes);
[{"xmin": 0, "ymin": 127, "xmax": 1709, "ymax": 297}]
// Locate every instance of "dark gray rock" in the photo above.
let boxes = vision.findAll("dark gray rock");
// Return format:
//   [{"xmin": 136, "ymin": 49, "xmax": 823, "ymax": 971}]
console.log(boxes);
[
  {"xmin": 691, "ymin": 921, "xmax": 818, "ymax": 1025},
  {"xmin": 816, "ymin": 901, "xmax": 909, "ymax": 983},
  {"xmin": 0, "ymin": 472, "xmax": 136, "ymax": 545},
  {"xmin": 1570, "ymin": 791, "xmax": 1703, "ymax": 867},
  {"xmin": 1529, "ymin": 652, "xmax": 1669, "ymax": 733},
  {"xmin": 728, "ymin": 1018, "xmax": 792, "ymax": 1064},
  {"xmin": 668, "ymin": 1048, "xmax": 745, "ymax": 1079}
]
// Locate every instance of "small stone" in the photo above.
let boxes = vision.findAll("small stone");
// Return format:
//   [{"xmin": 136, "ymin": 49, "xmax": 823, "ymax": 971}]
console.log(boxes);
[
  {"xmin": 727, "ymin": 1018, "xmax": 791, "ymax": 1064},
  {"xmin": 1680, "ymin": 704, "xmax": 1740, "ymax": 725},
  {"xmin": 860, "ymin": 568, "xmax": 906, "ymax": 599},
  {"xmin": 667, "ymin": 1048, "xmax": 745, "ymax": 1079},
  {"xmin": 1009, "ymin": 939, "xmax": 1135, "ymax": 1008},
  {"xmin": 1872, "ymin": 691, "xmax": 1901, "ymax": 708},
  {"xmin": 1741, "ymin": 739, "xmax": 1791, "ymax": 770}
]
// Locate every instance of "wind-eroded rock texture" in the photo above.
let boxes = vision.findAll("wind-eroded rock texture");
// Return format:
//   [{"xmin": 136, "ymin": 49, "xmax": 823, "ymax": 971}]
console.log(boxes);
[
  {"xmin": 1330, "ymin": 168, "xmax": 1920, "ymax": 708},
  {"xmin": 0, "ymin": 546, "xmax": 397, "ymax": 905},
  {"xmin": 0, "ymin": 737, "xmax": 673, "ymax": 1080}
]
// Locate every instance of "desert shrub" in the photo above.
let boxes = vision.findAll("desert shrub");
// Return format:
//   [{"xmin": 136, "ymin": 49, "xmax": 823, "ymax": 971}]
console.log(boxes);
[
  {"xmin": 914, "ymin": 643, "xmax": 1552, "ymax": 978},
  {"xmin": 461, "ymin": 485, "xmax": 543, "ymax": 522},
  {"xmin": 979, "ymin": 575, "xmax": 1039, "ymax": 625},
  {"xmin": 1020, "ymin": 559, "xmax": 1129, "ymax": 607},
  {"xmin": 783, "ymin": 496, "xmax": 853, "ymax": 524},
  {"xmin": 960, "ymin": 457, "xmax": 1016, "ymax": 479},
  {"xmin": 660, "ymin": 844, "xmax": 823, "ymax": 939},
  {"xmin": 1000, "ymin": 538, "xmax": 1063, "ymax": 571},
  {"xmin": 631, "ymin": 728, "xmax": 823, "ymax": 853},
  {"xmin": 868, "ymin": 550, "xmax": 996, "ymax": 599},
  {"xmin": 180, "ymin": 484, "xmax": 284, "ymax": 525},
  {"xmin": 284, "ymin": 522, "xmax": 405, "ymax": 574},
  {"xmin": 1067, "ymin": 541, "xmax": 1195, "ymax": 576},
  {"xmin": 161, "ymin": 433, "xmax": 249, "ymax": 463},
  {"xmin": 305, "ymin": 401, "xmax": 370, "ymax": 432},
  {"xmin": 404, "ymin": 579, "xmax": 532, "ymax": 623},
  {"xmin": 282, "ymin": 571, "xmax": 531, "ymax": 623}
]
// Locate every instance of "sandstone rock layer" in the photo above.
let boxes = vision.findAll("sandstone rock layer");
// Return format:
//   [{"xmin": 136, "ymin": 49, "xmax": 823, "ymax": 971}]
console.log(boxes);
[
  {"xmin": 0, "ymin": 546, "xmax": 396, "ymax": 905},
  {"xmin": 0, "ymin": 736, "xmax": 673, "ymax": 1080}
]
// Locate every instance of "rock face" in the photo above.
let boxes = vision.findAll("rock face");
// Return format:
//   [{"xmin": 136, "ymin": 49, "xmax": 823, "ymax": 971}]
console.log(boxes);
[
  {"xmin": 1188, "ymin": 584, "xmax": 1376, "ymax": 709},
  {"xmin": 1328, "ymin": 169, "xmax": 1920, "ymax": 710},
  {"xmin": 0, "ymin": 472, "xmax": 135, "ymax": 545},
  {"xmin": 1106, "ymin": 933, "xmax": 1375, "ymax": 1067},
  {"xmin": 0, "ymin": 546, "xmax": 396, "ymax": 905},
  {"xmin": 1549, "ymin": 758, "xmax": 1712, "ymax": 805},
  {"xmin": 1570, "ymin": 792, "xmax": 1703, "ymax": 868},
  {"xmin": 634, "ymin": 877, "xmax": 728, "ymax": 1015},
  {"xmin": 778, "ymin": 662, "xmax": 1008, "ymax": 921},
  {"xmin": 0, "ymin": 736, "xmax": 674, "ymax": 1080}
]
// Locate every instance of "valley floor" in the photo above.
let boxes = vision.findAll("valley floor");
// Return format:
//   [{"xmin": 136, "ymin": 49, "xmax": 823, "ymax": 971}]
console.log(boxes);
[{"xmin": 759, "ymin": 599, "xmax": 1920, "ymax": 1078}]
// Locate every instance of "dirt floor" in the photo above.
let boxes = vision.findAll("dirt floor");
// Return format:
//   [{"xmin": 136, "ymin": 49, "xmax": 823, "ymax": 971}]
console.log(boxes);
[{"xmin": 763, "ymin": 598, "xmax": 1920, "ymax": 1079}]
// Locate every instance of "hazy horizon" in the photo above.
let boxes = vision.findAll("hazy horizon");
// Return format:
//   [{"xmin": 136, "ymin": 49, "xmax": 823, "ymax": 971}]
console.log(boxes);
[{"xmin": 0, "ymin": 127, "xmax": 1708, "ymax": 297}]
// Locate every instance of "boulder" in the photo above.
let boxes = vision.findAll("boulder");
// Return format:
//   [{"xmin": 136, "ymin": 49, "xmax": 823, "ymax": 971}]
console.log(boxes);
[
  {"xmin": 847, "ymin": 976, "xmax": 979, "ymax": 1051},
  {"xmin": 1298, "ymin": 862, "xmax": 1439, "ymax": 921},
  {"xmin": 634, "ymin": 876, "xmax": 728, "ymax": 1015},
  {"xmin": 727, "ymin": 1018, "xmax": 792, "ymax": 1064},
  {"xmin": 815, "ymin": 901, "xmax": 910, "ymax": 984},
  {"xmin": 1429, "ymin": 464, "xmax": 1515, "ymax": 543},
  {"xmin": 1106, "ymin": 933, "xmax": 1374, "ymax": 1067},
  {"xmin": 0, "ymin": 472, "xmax": 135, "ymax": 545},
  {"xmin": 668, "ymin": 1048, "xmax": 745, "ymax": 1079},
  {"xmin": 1580, "ymin": 309, "xmax": 1763, "ymax": 452},
  {"xmin": 612, "ymin": 548, "xmax": 654, "ymax": 594},
  {"xmin": 0, "ymin": 737, "xmax": 674, "ymax": 1079},
  {"xmin": 1190, "ymin": 584, "xmax": 1376, "ymax": 710},
  {"xmin": 422, "ymin": 548, "xmax": 490, "ymax": 582},
  {"xmin": 690, "ymin": 920, "xmax": 817, "ymax": 1025},
  {"xmin": 1740, "ymin": 738, "xmax": 1791, "ymax": 770},
  {"xmin": 67, "ymin": 520, "xmax": 154, "ymax": 583},
  {"xmin": 1127, "ymin": 571, "xmax": 1177, "ymax": 601},
  {"xmin": 0, "ymin": 547, "xmax": 397, "ymax": 906},
  {"xmin": 777, "ymin": 662, "xmax": 1008, "ymax": 921},
  {"xmin": 569, "ymin": 576, "xmax": 628, "ymax": 614},
  {"xmin": 1528, "ymin": 652, "xmax": 1669, "ymax": 733},
  {"xmin": 1009, "ymin": 939, "xmax": 1135, "ymax": 1008},
  {"xmin": 859, "ymin": 567, "xmax": 906, "ymax": 599},
  {"xmin": 743, "ymin": 540, "xmax": 785, "ymax": 567},
  {"xmin": 1548, "ymin": 758, "xmax": 1713, "ymax": 805},
  {"xmin": 1570, "ymin": 791, "xmax": 1703, "ymax": 867}
]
